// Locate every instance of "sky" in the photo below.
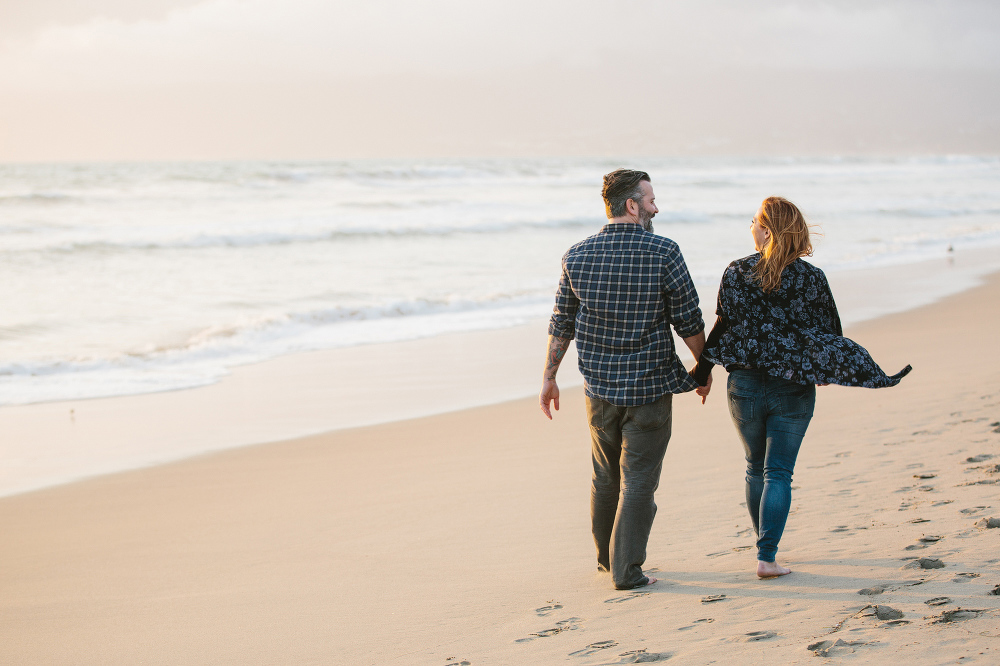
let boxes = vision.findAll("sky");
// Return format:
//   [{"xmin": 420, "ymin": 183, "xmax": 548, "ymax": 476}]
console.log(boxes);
[{"xmin": 1, "ymin": 0, "xmax": 998, "ymax": 161}]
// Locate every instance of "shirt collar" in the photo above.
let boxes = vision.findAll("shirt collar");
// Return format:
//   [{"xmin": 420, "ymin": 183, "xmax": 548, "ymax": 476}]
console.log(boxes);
[{"xmin": 602, "ymin": 221, "xmax": 643, "ymax": 233}]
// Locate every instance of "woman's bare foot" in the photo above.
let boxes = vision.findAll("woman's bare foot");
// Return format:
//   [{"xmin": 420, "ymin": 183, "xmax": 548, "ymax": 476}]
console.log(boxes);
[{"xmin": 757, "ymin": 561, "xmax": 791, "ymax": 578}]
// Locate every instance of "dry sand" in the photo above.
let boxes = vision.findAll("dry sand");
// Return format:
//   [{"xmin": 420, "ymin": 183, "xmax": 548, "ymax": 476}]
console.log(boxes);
[{"xmin": 1, "ymin": 273, "xmax": 999, "ymax": 664}]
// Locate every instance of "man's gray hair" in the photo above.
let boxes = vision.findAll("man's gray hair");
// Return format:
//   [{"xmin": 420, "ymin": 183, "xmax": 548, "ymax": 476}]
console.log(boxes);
[{"xmin": 602, "ymin": 169, "xmax": 650, "ymax": 218}]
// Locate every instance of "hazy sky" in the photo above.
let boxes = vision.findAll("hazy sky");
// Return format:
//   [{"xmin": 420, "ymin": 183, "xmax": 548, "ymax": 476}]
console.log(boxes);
[{"xmin": 1, "ymin": 0, "xmax": 998, "ymax": 161}]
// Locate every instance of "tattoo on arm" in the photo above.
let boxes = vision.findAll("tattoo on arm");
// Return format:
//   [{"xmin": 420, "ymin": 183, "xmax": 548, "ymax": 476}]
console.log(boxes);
[{"xmin": 544, "ymin": 336, "xmax": 571, "ymax": 381}]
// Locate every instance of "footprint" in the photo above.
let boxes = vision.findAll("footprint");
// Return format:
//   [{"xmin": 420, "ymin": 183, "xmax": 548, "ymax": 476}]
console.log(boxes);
[
  {"xmin": 904, "ymin": 544, "xmax": 927, "ymax": 551},
  {"xmin": 904, "ymin": 558, "xmax": 945, "ymax": 570},
  {"xmin": 989, "ymin": 585, "xmax": 1000, "ymax": 596},
  {"xmin": 735, "ymin": 630, "xmax": 776, "ymax": 642},
  {"xmin": 835, "ymin": 451, "xmax": 852, "ymax": 458},
  {"xmin": 932, "ymin": 500, "xmax": 955, "ymax": 506},
  {"xmin": 976, "ymin": 517, "xmax": 1000, "ymax": 528},
  {"xmin": 568, "ymin": 640, "xmax": 618, "ymax": 656},
  {"xmin": 930, "ymin": 609, "xmax": 985, "ymax": 624},
  {"xmin": 701, "ymin": 594, "xmax": 726, "ymax": 604},
  {"xmin": 706, "ymin": 551, "xmax": 728, "ymax": 558},
  {"xmin": 444, "ymin": 659, "xmax": 471, "ymax": 666},
  {"xmin": 515, "ymin": 617, "xmax": 582, "ymax": 643},
  {"xmin": 604, "ymin": 593, "xmax": 649, "ymax": 604},
  {"xmin": 858, "ymin": 585, "xmax": 886, "ymax": 596},
  {"xmin": 882, "ymin": 619, "xmax": 911, "ymax": 627},
  {"xmin": 536, "ymin": 602, "xmax": 563, "ymax": 616},
  {"xmin": 909, "ymin": 518, "xmax": 931, "ymax": 523},
  {"xmin": 830, "ymin": 525, "xmax": 850, "ymax": 533},
  {"xmin": 959, "ymin": 506, "xmax": 989, "ymax": 515},
  {"xmin": 913, "ymin": 473, "xmax": 937, "ymax": 479},
  {"xmin": 966, "ymin": 454, "xmax": 994, "ymax": 463},
  {"xmin": 808, "ymin": 639, "xmax": 868, "ymax": 657},
  {"xmin": 918, "ymin": 535, "xmax": 943, "ymax": 543},
  {"xmin": 952, "ymin": 572, "xmax": 981, "ymax": 582},
  {"xmin": 925, "ymin": 597, "xmax": 951, "ymax": 606},
  {"xmin": 677, "ymin": 618, "xmax": 715, "ymax": 631},
  {"xmin": 615, "ymin": 649, "xmax": 671, "ymax": 663},
  {"xmin": 732, "ymin": 545, "xmax": 752, "ymax": 552}
]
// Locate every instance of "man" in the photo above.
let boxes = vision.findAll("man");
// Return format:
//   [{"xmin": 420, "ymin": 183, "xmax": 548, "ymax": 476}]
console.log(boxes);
[{"xmin": 539, "ymin": 168, "xmax": 711, "ymax": 590}]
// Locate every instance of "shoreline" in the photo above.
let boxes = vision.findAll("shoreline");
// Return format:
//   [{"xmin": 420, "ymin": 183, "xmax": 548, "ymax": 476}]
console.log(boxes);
[
  {"xmin": 1, "ymin": 246, "xmax": 999, "ymax": 499},
  {"xmin": 1, "ymin": 265, "xmax": 998, "ymax": 663}
]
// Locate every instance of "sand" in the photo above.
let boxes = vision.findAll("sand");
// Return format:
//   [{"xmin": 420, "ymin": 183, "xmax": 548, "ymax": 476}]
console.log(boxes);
[{"xmin": 1, "ymin": 272, "xmax": 999, "ymax": 664}]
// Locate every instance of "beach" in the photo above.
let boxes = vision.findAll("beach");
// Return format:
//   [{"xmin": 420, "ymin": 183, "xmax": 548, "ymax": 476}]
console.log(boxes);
[{"xmin": 1, "ymin": 263, "xmax": 998, "ymax": 664}]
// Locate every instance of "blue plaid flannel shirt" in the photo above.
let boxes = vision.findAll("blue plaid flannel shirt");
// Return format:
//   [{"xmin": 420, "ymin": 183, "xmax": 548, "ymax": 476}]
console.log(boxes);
[{"xmin": 548, "ymin": 222, "xmax": 704, "ymax": 406}]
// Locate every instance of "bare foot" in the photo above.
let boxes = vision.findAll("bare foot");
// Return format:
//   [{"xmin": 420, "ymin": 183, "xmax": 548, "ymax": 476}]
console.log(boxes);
[
  {"xmin": 645, "ymin": 576, "xmax": 658, "ymax": 586},
  {"xmin": 757, "ymin": 561, "xmax": 791, "ymax": 579}
]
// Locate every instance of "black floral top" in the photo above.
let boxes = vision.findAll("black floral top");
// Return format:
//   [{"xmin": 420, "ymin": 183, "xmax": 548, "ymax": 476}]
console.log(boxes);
[{"xmin": 694, "ymin": 254, "xmax": 911, "ymax": 388}]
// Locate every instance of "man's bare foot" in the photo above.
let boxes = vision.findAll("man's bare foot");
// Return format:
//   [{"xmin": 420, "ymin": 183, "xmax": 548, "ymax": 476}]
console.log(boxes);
[
  {"xmin": 644, "ymin": 576, "xmax": 657, "ymax": 586},
  {"xmin": 757, "ymin": 561, "xmax": 791, "ymax": 578}
]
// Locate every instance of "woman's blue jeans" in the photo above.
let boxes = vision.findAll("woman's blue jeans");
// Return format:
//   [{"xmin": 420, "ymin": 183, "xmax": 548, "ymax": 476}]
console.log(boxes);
[{"xmin": 727, "ymin": 369, "xmax": 815, "ymax": 563}]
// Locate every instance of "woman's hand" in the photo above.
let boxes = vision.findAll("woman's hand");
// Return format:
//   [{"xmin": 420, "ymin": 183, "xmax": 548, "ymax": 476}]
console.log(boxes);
[{"xmin": 694, "ymin": 371, "xmax": 712, "ymax": 404}]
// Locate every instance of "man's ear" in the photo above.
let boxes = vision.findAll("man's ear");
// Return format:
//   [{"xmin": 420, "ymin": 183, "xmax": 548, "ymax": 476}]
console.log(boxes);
[{"xmin": 626, "ymin": 198, "xmax": 638, "ymax": 217}]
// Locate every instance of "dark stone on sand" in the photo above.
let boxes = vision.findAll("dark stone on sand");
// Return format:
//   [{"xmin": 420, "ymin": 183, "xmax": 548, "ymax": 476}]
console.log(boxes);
[{"xmin": 874, "ymin": 605, "xmax": 904, "ymax": 620}]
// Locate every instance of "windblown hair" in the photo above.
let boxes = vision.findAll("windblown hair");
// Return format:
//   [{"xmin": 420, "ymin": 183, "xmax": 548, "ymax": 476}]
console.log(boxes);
[
  {"xmin": 602, "ymin": 169, "xmax": 650, "ymax": 218},
  {"xmin": 754, "ymin": 196, "xmax": 813, "ymax": 293}
]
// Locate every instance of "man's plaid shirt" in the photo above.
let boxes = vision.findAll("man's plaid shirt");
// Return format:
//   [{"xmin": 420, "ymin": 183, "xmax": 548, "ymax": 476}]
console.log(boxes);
[{"xmin": 548, "ymin": 222, "xmax": 704, "ymax": 406}]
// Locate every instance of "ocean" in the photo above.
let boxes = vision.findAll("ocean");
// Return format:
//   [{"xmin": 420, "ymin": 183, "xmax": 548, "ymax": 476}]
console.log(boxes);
[{"xmin": 2, "ymin": 156, "xmax": 999, "ymax": 407}]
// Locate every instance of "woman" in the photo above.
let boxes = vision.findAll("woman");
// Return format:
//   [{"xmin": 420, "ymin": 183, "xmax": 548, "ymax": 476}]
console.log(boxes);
[{"xmin": 693, "ymin": 196, "xmax": 910, "ymax": 579}]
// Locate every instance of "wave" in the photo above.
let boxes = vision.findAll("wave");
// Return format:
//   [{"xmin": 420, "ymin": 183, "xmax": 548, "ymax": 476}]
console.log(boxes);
[
  {"xmin": 0, "ymin": 193, "xmax": 74, "ymax": 205},
  {"xmin": 0, "ymin": 295, "xmax": 552, "ymax": 406},
  {"xmin": 4, "ymin": 216, "xmax": 607, "ymax": 254}
]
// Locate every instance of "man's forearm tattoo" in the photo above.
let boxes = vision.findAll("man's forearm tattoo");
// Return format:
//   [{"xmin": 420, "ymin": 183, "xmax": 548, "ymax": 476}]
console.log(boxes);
[{"xmin": 544, "ymin": 336, "xmax": 571, "ymax": 381}]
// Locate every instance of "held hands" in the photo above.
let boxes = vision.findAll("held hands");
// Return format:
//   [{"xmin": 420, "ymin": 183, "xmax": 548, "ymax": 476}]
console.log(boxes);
[
  {"xmin": 692, "ymin": 368, "xmax": 712, "ymax": 404},
  {"xmin": 539, "ymin": 379, "xmax": 560, "ymax": 419}
]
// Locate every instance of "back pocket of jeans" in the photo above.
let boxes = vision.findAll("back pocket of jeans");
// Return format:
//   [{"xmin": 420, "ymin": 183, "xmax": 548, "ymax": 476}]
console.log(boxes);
[
  {"xmin": 728, "ymin": 392, "xmax": 755, "ymax": 423},
  {"xmin": 777, "ymin": 386, "xmax": 815, "ymax": 420}
]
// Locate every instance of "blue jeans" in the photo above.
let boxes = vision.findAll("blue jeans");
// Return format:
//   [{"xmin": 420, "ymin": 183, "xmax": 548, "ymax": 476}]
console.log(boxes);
[
  {"xmin": 727, "ymin": 369, "xmax": 815, "ymax": 562},
  {"xmin": 586, "ymin": 393, "xmax": 672, "ymax": 590}
]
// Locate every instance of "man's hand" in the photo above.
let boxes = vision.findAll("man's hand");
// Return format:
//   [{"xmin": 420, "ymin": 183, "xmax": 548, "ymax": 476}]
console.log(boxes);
[
  {"xmin": 540, "ymin": 335, "xmax": 571, "ymax": 419},
  {"xmin": 539, "ymin": 379, "xmax": 560, "ymax": 419},
  {"xmin": 692, "ymin": 369, "xmax": 712, "ymax": 404}
]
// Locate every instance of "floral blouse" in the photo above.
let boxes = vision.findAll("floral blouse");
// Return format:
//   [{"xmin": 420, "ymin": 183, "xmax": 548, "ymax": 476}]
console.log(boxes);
[{"xmin": 695, "ymin": 254, "xmax": 911, "ymax": 388}]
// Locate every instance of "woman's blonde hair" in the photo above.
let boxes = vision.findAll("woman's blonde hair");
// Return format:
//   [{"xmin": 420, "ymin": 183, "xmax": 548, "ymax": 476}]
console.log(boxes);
[{"xmin": 754, "ymin": 196, "xmax": 813, "ymax": 293}]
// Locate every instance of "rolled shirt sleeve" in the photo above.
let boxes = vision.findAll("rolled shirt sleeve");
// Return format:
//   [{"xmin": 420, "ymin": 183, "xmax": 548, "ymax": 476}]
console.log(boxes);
[
  {"xmin": 548, "ymin": 258, "xmax": 579, "ymax": 339},
  {"xmin": 663, "ymin": 252, "xmax": 705, "ymax": 339}
]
